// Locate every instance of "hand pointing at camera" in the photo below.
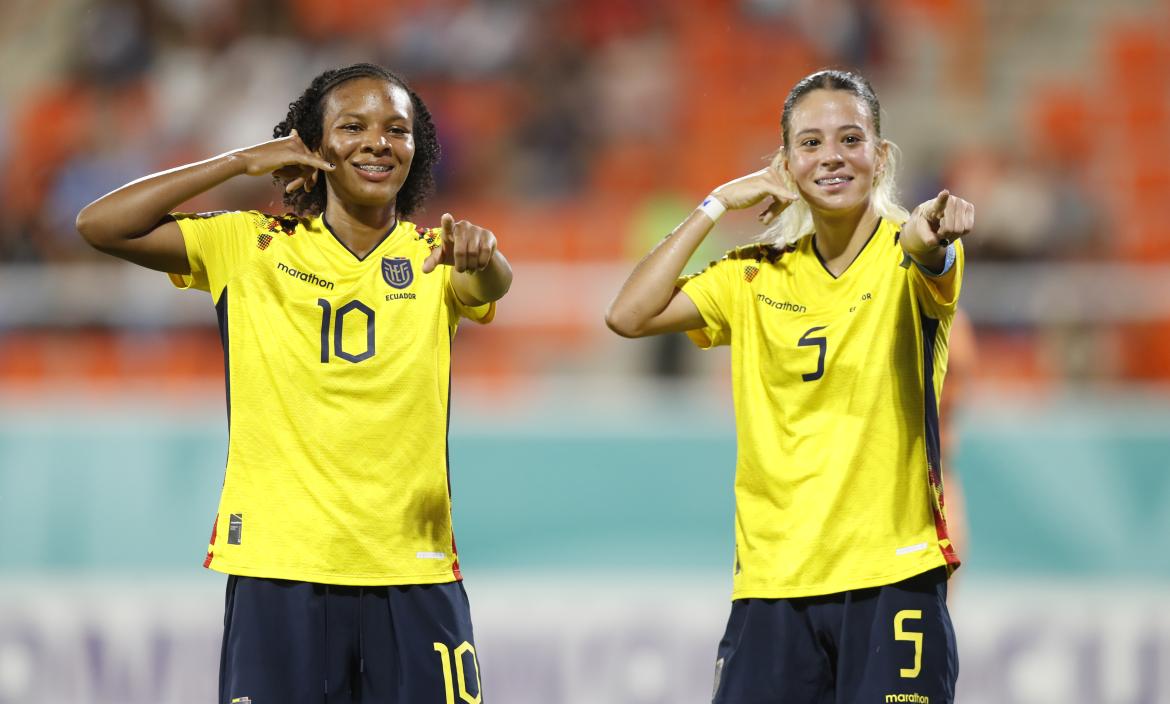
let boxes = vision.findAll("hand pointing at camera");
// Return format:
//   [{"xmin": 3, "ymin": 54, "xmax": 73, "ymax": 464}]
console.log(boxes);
[
  {"xmin": 902, "ymin": 189, "xmax": 975, "ymax": 260},
  {"xmin": 422, "ymin": 213, "xmax": 498, "ymax": 274}
]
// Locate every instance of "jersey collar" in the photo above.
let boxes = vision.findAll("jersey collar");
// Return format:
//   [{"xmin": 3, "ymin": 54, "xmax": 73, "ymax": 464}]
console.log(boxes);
[
  {"xmin": 810, "ymin": 217, "xmax": 885, "ymax": 280},
  {"xmin": 319, "ymin": 214, "xmax": 401, "ymax": 262}
]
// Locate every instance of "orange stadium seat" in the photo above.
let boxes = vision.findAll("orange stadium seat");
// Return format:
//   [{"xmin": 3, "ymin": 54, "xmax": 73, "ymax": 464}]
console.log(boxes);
[
  {"xmin": 1099, "ymin": 22, "xmax": 1170, "ymax": 378},
  {"xmin": 1028, "ymin": 85, "xmax": 1094, "ymax": 161}
]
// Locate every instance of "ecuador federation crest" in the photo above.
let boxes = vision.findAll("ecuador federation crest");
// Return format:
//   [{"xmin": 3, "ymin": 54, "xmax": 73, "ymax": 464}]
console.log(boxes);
[{"xmin": 382, "ymin": 257, "xmax": 413, "ymax": 289}]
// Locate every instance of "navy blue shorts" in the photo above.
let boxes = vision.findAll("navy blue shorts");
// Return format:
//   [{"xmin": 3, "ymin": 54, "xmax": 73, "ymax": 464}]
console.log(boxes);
[
  {"xmin": 219, "ymin": 576, "xmax": 483, "ymax": 704},
  {"xmin": 711, "ymin": 568, "xmax": 957, "ymax": 704}
]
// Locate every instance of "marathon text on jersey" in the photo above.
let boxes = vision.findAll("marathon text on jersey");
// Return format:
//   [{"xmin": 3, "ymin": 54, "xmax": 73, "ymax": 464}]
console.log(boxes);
[
  {"xmin": 756, "ymin": 293, "xmax": 807, "ymax": 313},
  {"xmin": 277, "ymin": 262, "xmax": 336, "ymax": 290}
]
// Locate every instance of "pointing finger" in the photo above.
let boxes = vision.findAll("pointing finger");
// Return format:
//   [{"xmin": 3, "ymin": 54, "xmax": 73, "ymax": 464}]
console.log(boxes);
[
  {"xmin": 441, "ymin": 213, "xmax": 455, "ymax": 238},
  {"xmin": 927, "ymin": 189, "xmax": 950, "ymax": 223}
]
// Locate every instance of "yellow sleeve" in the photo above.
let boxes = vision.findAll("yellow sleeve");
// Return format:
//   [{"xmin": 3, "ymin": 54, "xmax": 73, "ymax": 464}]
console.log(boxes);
[
  {"xmin": 678, "ymin": 256, "xmax": 736, "ymax": 349},
  {"xmin": 908, "ymin": 240, "xmax": 964, "ymax": 320},
  {"xmin": 167, "ymin": 210, "xmax": 264, "ymax": 300},
  {"xmin": 451, "ymin": 290, "xmax": 496, "ymax": 325}
]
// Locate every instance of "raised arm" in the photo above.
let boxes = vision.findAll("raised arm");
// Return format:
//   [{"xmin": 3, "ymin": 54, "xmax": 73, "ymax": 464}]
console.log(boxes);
[
  {"xmin": 605, "ymin": 168, "xmax": 796, "ymax": 338},
  {"xmin": 75, "ymin": 131, "xmax": 334, "ymax": 273}
]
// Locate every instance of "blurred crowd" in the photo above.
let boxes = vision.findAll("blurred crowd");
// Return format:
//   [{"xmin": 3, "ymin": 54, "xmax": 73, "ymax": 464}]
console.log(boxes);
[
  {"xmin": 0, "ymin": 0, "xmax": 1121, "ymax": 263},
  {"xmin": 1, "ymin": 0, "xmax": 1169, "ymax": 384}
]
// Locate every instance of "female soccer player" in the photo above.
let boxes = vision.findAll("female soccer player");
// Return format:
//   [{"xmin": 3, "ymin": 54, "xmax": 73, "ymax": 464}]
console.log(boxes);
[
  {"xmin": 76, "ymin": 63, "xmax": 511, "ymax": 703},
  {"xmin": 607, "ymin": 69, "xmax": 973, "ymax": 703}
]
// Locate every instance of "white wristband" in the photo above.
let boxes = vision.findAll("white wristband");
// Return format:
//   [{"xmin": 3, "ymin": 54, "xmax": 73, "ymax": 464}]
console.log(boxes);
[{"xmin": 698, "ymin": 195, "xmax": 727, "ymax": 222}]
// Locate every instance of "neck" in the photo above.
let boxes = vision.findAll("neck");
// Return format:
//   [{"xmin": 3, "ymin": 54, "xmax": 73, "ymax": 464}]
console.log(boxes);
[
  {"xmin": 810, "ymin": 202, "xmax": 880, "ymax": 275},
  {"xmin": 323, "ymin": 199, "xmax": 399, "ymax": 258}
]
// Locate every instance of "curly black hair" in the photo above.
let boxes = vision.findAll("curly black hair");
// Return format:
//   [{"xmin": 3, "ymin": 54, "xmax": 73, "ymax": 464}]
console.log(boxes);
[{"xmin": 272, "ymin": 63, "xmax": 440, "ymax": 218}]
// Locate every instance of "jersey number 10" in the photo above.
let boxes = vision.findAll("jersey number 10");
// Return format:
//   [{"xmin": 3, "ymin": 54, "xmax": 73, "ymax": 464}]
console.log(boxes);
[{"xmin": 317, "ymin": 298, "xmax": 376, "ymax": 363}]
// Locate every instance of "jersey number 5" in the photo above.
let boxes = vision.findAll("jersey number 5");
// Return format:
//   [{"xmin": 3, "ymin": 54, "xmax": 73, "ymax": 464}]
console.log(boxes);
[
  {"xmin": 798, "ymin": 326, "xmax": 828, "ymax": 381},
  {"xmin": 317, "ymin": 299, "xmax": 376, "ymax": 363}
]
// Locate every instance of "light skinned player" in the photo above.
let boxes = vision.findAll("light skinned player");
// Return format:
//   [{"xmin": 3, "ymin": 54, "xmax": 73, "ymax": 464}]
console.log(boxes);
[
  {"xmin": 76, "ymin": 63, "xmax": 510, "ymax": 704},
  {"xmin": 607, "ymin": 69, "xmax": 973, "ymax": 703}
]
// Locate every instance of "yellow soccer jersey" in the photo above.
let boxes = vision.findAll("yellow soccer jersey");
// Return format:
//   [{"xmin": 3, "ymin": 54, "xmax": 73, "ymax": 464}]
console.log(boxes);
[
  {"xmin": 169, "ymin": 210, "xmax": 494, "ymax": 586},
  {"xmin": 681, "ymin": 218, "xmax": 962, "ymax": 599}
]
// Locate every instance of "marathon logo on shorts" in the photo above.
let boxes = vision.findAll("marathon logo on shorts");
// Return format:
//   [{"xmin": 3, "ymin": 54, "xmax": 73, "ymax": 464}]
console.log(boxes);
[
  {"xmin": 382, "ymin": 257, "xmax": 413, "ymax": 289},
  {"xmin": 885, "ymin": 695, "xmax": 929, "ymax": 703},
  {"xmin": 230, "ymin": 698, "xmax": 252, "ymax": 704},
  {"xmin": 228, "ymin": 514, "xmax": 243, "ymax": 545}
]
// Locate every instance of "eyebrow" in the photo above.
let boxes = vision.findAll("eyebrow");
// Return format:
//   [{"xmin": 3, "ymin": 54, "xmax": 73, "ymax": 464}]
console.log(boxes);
[
  {"xmin": 794, "ymin": 124, "xmax": 866, "ymax": 138},
  {"xmin": 334, "ymin": 111, "xmax": 411, "ymax": 122}
]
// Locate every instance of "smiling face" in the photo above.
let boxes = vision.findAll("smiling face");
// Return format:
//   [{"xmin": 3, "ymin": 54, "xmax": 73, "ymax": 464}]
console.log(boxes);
[
  {"xmin": 317, "ymin": 77, "xmax": 416, "ymax": 210},
  {"xmin": 782, "ymin": 88, "xmax": 886, "ymax": 216}
]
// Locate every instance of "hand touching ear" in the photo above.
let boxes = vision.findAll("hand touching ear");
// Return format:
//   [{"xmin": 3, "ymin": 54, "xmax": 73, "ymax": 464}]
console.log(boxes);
[
  {"xmin": 237, "ymin": 129, "xmax": 336, "ymax": 193},
  {"xmin": 710, "ymin": 168, "xmax": 799, "ymax": 225}
]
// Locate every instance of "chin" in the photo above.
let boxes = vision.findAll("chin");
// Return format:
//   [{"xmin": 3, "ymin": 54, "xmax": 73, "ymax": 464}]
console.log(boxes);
[
  {"xmin": 347, "ymin": 185, "xmax": 404, "ymax": 207},
  {"xmin": 807, "ymin": 190, "xmax": 868, "ymax": 214}
]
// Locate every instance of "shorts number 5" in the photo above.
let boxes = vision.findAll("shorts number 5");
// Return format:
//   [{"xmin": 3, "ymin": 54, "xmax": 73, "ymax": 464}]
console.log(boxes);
[{"xmin": 894, "ymin": 609, "xmax": 923, "ymax": 678}]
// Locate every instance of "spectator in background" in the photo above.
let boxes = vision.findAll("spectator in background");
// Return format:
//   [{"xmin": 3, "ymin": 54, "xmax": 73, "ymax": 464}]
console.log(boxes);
[
  {"xmin": 506, "ymin": 18, "xmax": 593, "ymax": 198},
  {"xmin": 741, "ymin": 0, "xmax": 888, "ymax": 69},
  {"xmin": 942, "ymin": 145, "xmax": 1097, "ymax": 261},
  {"xmin": 1, "ymin": 0, "xmax": 155, "ymax": 262}
]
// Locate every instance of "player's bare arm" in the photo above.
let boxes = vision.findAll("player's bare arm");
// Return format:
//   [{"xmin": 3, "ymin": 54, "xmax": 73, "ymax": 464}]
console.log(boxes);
[
  {"xmin": 422, "ymin": 212, "xmax": 512, "ymax": 305},
  {"xmin": 900, "ymin": 189, "xmax": 975, "ymax": 272},
  {"xmin": 605, "ymin": 167, "xmax": 797, "ymax": 338},
  {"xmin": 75, "ymin": 130, "xmax": 335, "ymax": 274}
]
